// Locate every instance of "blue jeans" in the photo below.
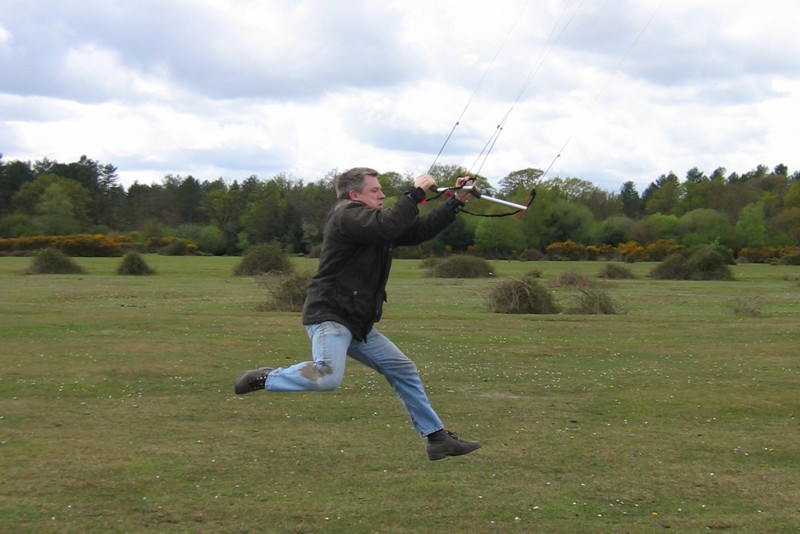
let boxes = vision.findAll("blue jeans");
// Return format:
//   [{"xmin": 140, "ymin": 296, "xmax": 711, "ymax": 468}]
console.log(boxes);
[{"xmin": 264, "ymin": 321, "xmax": 444, "ymax": 437}]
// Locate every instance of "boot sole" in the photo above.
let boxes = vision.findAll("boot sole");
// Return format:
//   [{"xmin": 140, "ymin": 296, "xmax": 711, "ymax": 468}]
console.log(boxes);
[{"xmin": 428, "ymin": 443, "xmax": 481, "ymax": 461}]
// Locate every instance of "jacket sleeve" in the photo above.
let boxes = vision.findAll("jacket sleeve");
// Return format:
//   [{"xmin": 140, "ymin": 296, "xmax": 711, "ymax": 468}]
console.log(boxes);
[
  {"xmin": 335, "ymin": 193, "xmax": 423, "ymax": 245},
  {"xmin": 394, "ymin": 196, "xmax": 465, "ymax": 247}
]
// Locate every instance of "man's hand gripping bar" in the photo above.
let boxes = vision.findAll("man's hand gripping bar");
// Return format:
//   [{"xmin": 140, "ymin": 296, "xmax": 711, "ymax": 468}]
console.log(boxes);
[{"xmin": 434, "ymin": 185, "xmax": 531, "ymax": 211}]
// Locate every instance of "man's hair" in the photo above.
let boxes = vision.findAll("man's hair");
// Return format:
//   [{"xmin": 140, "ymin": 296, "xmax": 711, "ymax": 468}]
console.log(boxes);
[{"xmin": 336, "ymin": 167, "xmax": 379, "ymax": 199}]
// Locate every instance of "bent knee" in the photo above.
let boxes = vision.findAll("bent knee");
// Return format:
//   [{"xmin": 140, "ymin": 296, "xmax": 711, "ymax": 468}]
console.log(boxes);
[
  {"xmin": 312, "ymin": 375, "xmax": 343, "ymax": 391},
  {"xmin": 301, "ymin": 361, "xmax": 342, "ymax": 391}
]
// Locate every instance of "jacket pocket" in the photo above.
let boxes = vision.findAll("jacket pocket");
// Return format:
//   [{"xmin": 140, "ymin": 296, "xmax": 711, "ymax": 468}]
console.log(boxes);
[{"xmin": 335, "ymin": 285, "xmax": 373, "ymax": 322}]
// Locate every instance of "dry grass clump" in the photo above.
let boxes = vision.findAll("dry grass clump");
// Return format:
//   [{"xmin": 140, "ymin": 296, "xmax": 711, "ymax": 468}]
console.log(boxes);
[
  {"xmin": 256, "ymin": 271, "xmax": 313, "ymax": 312},
  {"xmin": 23, "ymin": 248, "xmax": 86, "ymax": 274},
  {"xmin": 731, "ymin": 297, "xmax": 761, "ymax": 317},
  {"xmin": 572, "ymin": 288, "xmax": 624, "ymax": 315},
  {"xmin": 597, "ymin": 263, "xmax": 636, "ymax": 279},
  {"xmin": 427, "ymin": 255, "xmax": 494, "ymax": 278},
  {"xmin": 487, "ymin": 272, "xmax": 560, "ymax": 314},
  {"xmin": 117, "ymin": 252, "xmax": 155, "ymax": 275}
]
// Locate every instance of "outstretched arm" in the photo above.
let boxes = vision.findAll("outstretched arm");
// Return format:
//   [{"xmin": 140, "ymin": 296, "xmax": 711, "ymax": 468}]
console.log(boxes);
[{"xmin": 395, "ymin": 176, "xmax": 474, "ymax": 246}]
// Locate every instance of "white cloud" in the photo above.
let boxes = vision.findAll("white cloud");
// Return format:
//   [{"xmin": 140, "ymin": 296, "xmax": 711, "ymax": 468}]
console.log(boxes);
[
  {"xmin": 1, "ymin": 0, "xmax": 799, "ymax": 192},
  {"xmin": 0, "ymin": 24, "xmax": 11, "ymax": 45}
]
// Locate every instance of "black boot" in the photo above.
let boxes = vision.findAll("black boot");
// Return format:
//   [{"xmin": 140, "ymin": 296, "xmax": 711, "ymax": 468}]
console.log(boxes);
[
  {"xmin": 427, "ymin": 430, "xmax": 481, "ymax": 461},
  {"xmin": 234, "ymin": 367, "xmax": 273, "ymax": 394}
]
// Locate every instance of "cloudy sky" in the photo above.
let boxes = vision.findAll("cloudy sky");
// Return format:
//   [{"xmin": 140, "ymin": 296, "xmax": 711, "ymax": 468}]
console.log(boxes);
[{"xmin": 1, "ymin": 0, "xmax": 798, "ymax": 192}]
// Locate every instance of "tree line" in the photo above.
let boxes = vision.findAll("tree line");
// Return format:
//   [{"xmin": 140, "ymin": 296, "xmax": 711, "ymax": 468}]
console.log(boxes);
[{"xmin": 1, "ymin": 154, "xmax": 798, "ymax": 256}]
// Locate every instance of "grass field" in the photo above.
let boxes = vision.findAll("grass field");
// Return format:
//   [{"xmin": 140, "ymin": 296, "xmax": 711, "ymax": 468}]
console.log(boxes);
[{"xmin": 1, "ymin": 255, "xmax": 798, "ymax": 533}]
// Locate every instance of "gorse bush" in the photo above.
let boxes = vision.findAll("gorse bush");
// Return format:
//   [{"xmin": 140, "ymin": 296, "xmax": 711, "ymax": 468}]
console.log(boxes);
[
  {"xmin": 650, "ymin": 245, "xmax": 734, "ymax": 281},
  {"xmin": 256, "ymin": 271, "xmax": 312, "ymax": 312},
  {"xmin": 737, "ymin": 246, "xmax": 800, "ymax": 264},
  {"xmin": 545, "ymin": 240, "xmax": 586, "ymax": 260},
  {"xmin": 0, "ymin": 234, "xmax": 129, "ymax": 256},
  {"xmin": 487, "ymin": 272, "xmax": 560, "ymax": 314},
  {"xmin": 117, "ymin": 252, "xmax": 155, "ymax": 275},
  {"xmin": 234, "ymin": 243, "xmax": 294, "ymax": 276},
  {"xmin": 427, "ymin": 255, "xmax": 493, "ymax": 278},
  {"xmin": 23, "ymin": 248, "xmax": 86, "ymax": 274}
]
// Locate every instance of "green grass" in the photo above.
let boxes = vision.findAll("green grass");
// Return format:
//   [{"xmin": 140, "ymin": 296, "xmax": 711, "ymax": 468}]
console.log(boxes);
[{"xmin": 1, "ymin": 255, "xmax": 799, "ymax": 532}]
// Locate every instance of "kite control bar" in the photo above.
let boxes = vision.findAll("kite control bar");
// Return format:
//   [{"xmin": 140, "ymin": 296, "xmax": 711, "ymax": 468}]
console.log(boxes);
[{"xmin": 433, "ymin": 184, "xmax": 535, "ymax": 215}]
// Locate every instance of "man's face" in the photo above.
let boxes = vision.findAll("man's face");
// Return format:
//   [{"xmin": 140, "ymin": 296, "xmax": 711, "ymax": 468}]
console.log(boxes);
[{"xmin": 349, "ymin": 175, "xmax": 385, "ymax": 210}]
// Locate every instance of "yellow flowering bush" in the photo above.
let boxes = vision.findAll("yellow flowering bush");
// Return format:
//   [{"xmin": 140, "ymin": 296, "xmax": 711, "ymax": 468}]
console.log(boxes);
[
  {"xmin": 545, "ymin": 240, "xmax": 585, "ymax": 260},
  {"xmin": 0, "ymin": 233, "xmax": 134, "ymax": 256},
  {"xmin": 615, "ymin": 240, "xmax": 645, "ymax": 260}
]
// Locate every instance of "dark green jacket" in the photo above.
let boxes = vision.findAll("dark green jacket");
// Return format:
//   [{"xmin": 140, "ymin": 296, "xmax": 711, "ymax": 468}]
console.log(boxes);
[{"xmin": 302, "ymin": 189, "xmax": 464, "ymax": 340}]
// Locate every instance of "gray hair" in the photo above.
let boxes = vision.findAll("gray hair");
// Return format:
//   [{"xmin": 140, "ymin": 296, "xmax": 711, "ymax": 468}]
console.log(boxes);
[{"xmin": 336, "ymin": 167, "xmax": 379, "ymax": 199}]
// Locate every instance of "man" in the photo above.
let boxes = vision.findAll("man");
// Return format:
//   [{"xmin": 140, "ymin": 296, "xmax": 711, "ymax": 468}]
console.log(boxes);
[{"xmin": 235, "ymin": 167, "xmax": 480, "ymax": 461}]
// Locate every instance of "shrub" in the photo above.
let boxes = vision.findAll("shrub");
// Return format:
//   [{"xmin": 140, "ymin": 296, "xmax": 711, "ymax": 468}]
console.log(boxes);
[
  {"xmin": 616, "ymin": 240, "xmax": 645, "ymax": 261},
  {"xmin": 597, "ymin": 264, "xmax": 636, "ymax": 279},
  {"xmin": 234, "ymin": 243, "xmax": 294, "ymax": 276},
  {"xmin": 736, "ymin": 246, "xmax": 800, "ymax": 264},
  {"xmin": 0, "ymin": 233, "xmax": 127, "ymax": 256},
  {"xmin": 781, "ymin": 253, "xmax": 800, "ymax": 266},
  {"xmin": 256, "ymin": 271, "xmax": 312, "ymax": 312},
  {"xmin": 427, "ymin": 255, "xmax": 494, "ymax": 278},
  {"xmin": 650, "ymin": 251, "xmax": 691, "ymax": 280},
  {"xmin": 685, "ymin": 246, "xmax": 735, "ymax": 279},
  {"xmin": 23, "ymin": 248, "xmax": 85, "ymax": 274},
  {"xmin": 644, "ymin": 239, "xmax": 684, "ymax": 261},
  {"xmin": 117, "ymin": 252, "xmax": 155, "ymax": 275},
  {"xmin": 650, "ymin": 246, "xmax": 734, "ymax": 281},
  {"xmin": 119, "ymin": 241, "xmax": 147, "ymax": 254},
  {"xmin": 0, "ymin": 213, "xmax": 38, "ymax": 238},
  {"xmin": 197, "ymin": 225, "xmax": 227, "ymax": 255},
  {"xmin": 146, "ymin": 236, "xmax": 197, "ymax": 254},
  {"xmin": 520, "ymin": 248, "xmax": 544, "ymax": 261},
  {"xmin": 419, "ymin": 257, "xmax": 441, "ymax": 270},
  {"xmin": 545, "ymin": 240, "xmax": 585, "ymax": 260},
  {"xmin": 585, "ymin": 244, "xmax": 614, "ymax": 261},
  {"xmin": 573, "ymin": 288, "xmax": 623, "ymax": 315},
  {"xmin": 158, "ymin": 238, "xmax": 191, "ymax": 256},
  {"xmin": 487, "ymin": 273, "xmax": 560, "ymax": 314}
]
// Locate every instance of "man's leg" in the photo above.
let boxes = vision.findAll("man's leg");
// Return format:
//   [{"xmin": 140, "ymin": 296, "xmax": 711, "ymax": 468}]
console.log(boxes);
[
  {"xmin": 348, "ymin": 327, "xmax": 480, "ymax": 460},
  {"xmin": 253, "ymin": 321, "xmax": 351, "ymax": 392},
  {"xmin": 346, "ymin": 327, "xmax": 444, "ymax": 436}
]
